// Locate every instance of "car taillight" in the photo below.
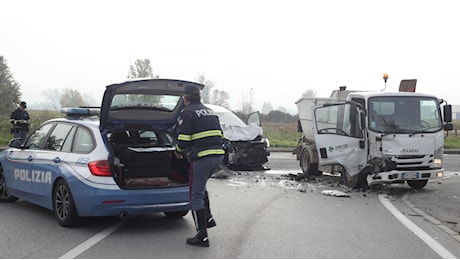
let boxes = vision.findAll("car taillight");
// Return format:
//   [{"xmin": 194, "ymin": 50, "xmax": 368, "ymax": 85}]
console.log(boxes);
[{"xmin": 88, "ymin": 160, "xmax": 111, "ymax": 177}]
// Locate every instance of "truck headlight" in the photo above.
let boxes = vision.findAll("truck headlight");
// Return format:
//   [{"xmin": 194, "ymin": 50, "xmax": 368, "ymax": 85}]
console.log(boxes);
[
  {"xmin": 433, "ymin": 147, "xmax": 443, "ymax": 168},
  {"xmin": 433, "ymin": 158, "xmax": 442, "ymax": 168}
]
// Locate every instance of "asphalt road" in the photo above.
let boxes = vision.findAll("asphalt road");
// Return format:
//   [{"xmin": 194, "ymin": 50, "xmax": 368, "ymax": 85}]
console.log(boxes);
[
  {"xmin": 0, "ymin": 151, "xmax": 459, "ymax": 258},
  {"xmin": 265, "ymin": 151, "xmax": 460, "ymax": 239}
]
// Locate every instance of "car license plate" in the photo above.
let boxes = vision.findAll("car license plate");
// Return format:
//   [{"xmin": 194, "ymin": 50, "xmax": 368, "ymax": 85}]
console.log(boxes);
[{"xmin": 401, "ymin": 172, "xmax": 419, "ymax": 179}]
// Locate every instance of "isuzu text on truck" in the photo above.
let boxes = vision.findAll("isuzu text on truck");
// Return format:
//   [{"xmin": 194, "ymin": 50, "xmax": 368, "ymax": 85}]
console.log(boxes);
[{"xmin": 293, "ymin": 78, "xmax": 453, "ymax": 189}]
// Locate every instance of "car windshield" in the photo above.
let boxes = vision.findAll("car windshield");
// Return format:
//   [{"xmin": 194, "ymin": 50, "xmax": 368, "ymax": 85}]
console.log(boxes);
[
  {"xmin": 110, "ymin": 94, "xmax": 180, "ymax": 112},
  {"xmin": 368, "ymin": 96, "xmax": 442, "ymax": 134}
]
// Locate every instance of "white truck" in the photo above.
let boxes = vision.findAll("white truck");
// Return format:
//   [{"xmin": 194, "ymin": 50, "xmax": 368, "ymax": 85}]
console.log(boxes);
[{"xmin": 293, "ymin": 80, "xmax": 453, "ymax": 189}]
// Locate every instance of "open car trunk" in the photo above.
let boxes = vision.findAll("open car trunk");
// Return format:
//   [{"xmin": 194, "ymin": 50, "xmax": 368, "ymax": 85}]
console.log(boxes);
[
  {"xmin": 99, "ymin": 79, "xmax": 205, "ymax": 189},
  {"xmin": 109, "ymin": 130, "xmax": 189, "ymax": 189}
]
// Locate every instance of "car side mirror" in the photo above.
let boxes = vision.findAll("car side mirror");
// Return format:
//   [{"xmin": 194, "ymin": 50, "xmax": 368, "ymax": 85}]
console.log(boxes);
[{"xmin": 8, "ymin": 138, "xmax": 23, "ymax": 148}]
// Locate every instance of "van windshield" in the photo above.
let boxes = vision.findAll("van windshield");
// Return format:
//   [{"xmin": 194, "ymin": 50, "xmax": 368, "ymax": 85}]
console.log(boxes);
[
  {"xmin": 368, "ymin": 96, "xmax": 442, "ymax": 134},
  {"xmin": 215, "ymin": 111, "xmax": 246, "ymax": 127}
]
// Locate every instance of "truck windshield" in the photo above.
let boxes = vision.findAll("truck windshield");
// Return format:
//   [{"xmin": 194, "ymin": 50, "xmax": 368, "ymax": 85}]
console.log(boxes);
[{"xmin": 368, "ymin": 96, "xmax": 442, "ymax": 134}]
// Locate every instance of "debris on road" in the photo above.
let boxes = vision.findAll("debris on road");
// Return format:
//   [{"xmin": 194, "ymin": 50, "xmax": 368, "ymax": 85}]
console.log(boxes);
[{"xmin": 321, "ymin": 190, "xmax": 351, "ymax": 197}]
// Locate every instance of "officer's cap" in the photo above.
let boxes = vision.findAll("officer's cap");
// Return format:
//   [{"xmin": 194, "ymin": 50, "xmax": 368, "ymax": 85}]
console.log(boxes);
[{"xmin": 184, "ymin": 85, "xmax": 200, "ymax": 97}]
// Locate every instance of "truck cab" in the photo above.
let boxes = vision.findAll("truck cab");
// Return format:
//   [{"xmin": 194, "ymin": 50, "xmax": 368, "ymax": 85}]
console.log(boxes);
[{"xmin": 295, "ymin": 86, "xmax": 453, "ymax": 189}]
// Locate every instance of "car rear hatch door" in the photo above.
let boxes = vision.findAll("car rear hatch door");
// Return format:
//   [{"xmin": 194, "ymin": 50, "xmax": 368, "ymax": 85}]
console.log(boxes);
[{"xmin": 100, "ymin": 78, "xmax": 204, "ymax": 133}]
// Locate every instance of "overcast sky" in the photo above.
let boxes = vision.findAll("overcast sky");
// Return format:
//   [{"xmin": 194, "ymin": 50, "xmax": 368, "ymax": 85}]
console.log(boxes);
[{"xmin": 1, "ymin": 0, "xmax": 459, "ymax": 114}]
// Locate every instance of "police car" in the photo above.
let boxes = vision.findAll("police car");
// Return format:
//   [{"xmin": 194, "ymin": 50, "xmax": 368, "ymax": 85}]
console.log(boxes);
[{"xmin": 0, "ymin": 79, "xmax": 204, "ymax": 226}]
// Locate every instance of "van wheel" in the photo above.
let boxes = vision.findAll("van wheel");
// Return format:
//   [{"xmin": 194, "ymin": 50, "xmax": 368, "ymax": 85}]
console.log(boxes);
[
  {"xmin": 53, "ymin": 179, "xmax": 79, "ymax": 227},
  {"xmin": 0, "ymin": 164, "xmax": 19, "ymax": 203},
  {"xmin": 164, "ymin": 210, "xmax": 189, "ymax": 218},
  {"xmin": 300, "ymin": 149, "xmax": 322, "ymax": 176},
  {"xmin": 407, "ymin": 180, "xmax": 428, "ymax": 189}
]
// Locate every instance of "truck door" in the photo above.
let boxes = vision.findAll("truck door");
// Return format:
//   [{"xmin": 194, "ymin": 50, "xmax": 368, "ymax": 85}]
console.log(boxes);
[{"xmin": 312, "ymin": 102, "xmax": 368, "ymax": 187}]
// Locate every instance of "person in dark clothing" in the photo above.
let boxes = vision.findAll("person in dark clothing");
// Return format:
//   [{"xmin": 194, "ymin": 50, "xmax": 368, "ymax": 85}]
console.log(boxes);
[
  {"xmin": 10, "ymin": 101, "xmax": 30, "ymax": 142},
  {"xmin": 175, "ymin": 85, "xmax": 225, "ymax": 247}
]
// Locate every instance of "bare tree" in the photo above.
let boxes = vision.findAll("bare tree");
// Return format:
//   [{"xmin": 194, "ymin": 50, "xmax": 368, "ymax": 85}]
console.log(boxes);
[
  {"xmin": 241, "ymin": 88, "xmax": 254, "ymax": 117},
  {"xmin": 277, "ymin": 106, "xmax": 287, "ymax": 113},
  {"xmin": 302, "ymin": 88, "xmax": 317, "ymax": 97},
  {"xmin": 60, "ymin": 88, "xmax": 86, "ymax": 107},
  {"xmin": 82, "ymin": 93, "xmax": 99, "ymax": 106},
  {"xmin": 211, "ymin": 89, "xmax": 230, "ymax": 108},
  {"xmin": 42, "ymin": 88, "xmax": 63, "ymax": 110},
  {"xmin": 261, "ymin": 102, "xmax": 274, "ymax": 114},
  {"xmin": 127, "ymin": 58, "xmax": 159, "ymax": 78},
  {"xmin": 197, "ymin": 74, "xmax": 214, "ymax": 103},
  {"xmin": 196, "ymin": 74, "xmax": 230, "ymax": 108}
]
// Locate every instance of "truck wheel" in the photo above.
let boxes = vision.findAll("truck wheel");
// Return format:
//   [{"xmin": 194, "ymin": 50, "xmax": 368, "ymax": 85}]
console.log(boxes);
[
  {"xmin": 300, "ymin": 149, "xmax": 322, "ymax": 176},
  {"xmin": 53, "ymin": 179, "xmax": 80, "ymax": 227},
  {"xmin": 407, "ymin": 180, "xmax": 428, "ymax": 189},
  {"xmin": 0, "ymin": 164, "xmax": 19, "ymax": 203}
]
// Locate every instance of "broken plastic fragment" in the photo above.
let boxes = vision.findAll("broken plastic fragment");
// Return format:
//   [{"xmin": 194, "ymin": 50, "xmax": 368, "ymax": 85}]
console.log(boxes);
[{"xmin": 321, "ymin": 190, "xmax": 350, "ymax": 197}]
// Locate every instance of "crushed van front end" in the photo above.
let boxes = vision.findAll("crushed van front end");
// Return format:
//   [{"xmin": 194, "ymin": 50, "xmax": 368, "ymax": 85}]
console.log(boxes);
[{"xmin": 366, "ymin": 153, "xmax": 444, "ymax": 188}]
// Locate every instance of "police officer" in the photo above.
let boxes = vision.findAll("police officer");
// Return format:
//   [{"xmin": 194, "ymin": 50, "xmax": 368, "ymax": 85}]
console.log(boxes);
[
  {"xmin": 175, "ymin": 85, "xmax": 224, "ymax": 247},
  {"xmin": 10, "ymin": 101, "xmax": 31, "ymax": 142}
]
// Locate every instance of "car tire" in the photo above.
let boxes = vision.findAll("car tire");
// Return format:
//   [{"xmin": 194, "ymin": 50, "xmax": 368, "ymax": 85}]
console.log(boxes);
[
  {"xmin": 53, "ymin": 179, "xmax": 80, "ymax": 227},
  {"xmin": 164, "ymin": 210, "xmax": 189, "ymax": 218},
  {"xmin": 0, "ymin": 164, "xmax": 19, "ymax": 203}
]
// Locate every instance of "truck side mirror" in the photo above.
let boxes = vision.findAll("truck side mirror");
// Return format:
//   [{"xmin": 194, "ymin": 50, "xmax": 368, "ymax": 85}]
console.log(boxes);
[
  {"xmin": 444, "ymin": 123, "xmax": 453, "ymax": 131},
  {"xmin": 443, "ymin": 104, "xmax": 452, "ymax": 123}
]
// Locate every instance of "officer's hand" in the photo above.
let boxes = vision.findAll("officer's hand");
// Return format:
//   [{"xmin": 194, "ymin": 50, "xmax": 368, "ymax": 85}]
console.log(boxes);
[{"xmin": 174, "ymin": 151, "xmax": 184, "ymax": 159}]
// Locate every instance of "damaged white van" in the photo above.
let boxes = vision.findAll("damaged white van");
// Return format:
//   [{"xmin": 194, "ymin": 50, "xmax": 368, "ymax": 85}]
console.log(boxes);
[{"xmin": 206, "ymin": 104, "xmax": 270, "ymax": 171}]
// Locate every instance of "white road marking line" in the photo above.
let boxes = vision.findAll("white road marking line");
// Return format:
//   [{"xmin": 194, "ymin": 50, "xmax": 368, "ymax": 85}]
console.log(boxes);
[
  {"xmin": 443, "ymin": 171, "xmax": 459, "ymax": 176},
  {"xmin": 58, "ymin": 220, "xmax": 127, "ymax": 259},
  {"xmin": 379, "ymin": 194, "xmax": 457, "ymax": 259},
  {"xmin": 227, "ymin": 178, "xmax": 247, "ymax": 187}
]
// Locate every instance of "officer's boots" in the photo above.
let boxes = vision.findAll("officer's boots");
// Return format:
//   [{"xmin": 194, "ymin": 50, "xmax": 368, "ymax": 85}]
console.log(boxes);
[
  {"xmin": 187, "ymin": 209, "xmax": 209, "ymax": 247},
  {"xmin": 204, "ymin": 191, "xmax": 216, "ymax": 228}
]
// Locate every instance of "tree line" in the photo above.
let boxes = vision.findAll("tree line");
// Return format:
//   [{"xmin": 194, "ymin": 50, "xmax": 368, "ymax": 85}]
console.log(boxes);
[{"xmin": 0, "ymin": 56, "xmax": 298, "ymax": 124}]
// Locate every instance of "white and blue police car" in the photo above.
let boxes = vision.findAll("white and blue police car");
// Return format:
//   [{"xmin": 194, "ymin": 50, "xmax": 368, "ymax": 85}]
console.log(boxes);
[{"xmin": 0, "ymin": 79, "xmax": 204, "ymax": 226}]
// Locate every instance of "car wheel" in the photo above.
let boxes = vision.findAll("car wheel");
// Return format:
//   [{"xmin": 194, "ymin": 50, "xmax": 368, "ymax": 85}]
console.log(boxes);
[
  {"xmin": 407, "ymin": 180, "xmax": 428, "ymax": 189},
  {"xmin": 53, "ymin": 179, "xmax": 79, "ymax": 227},
  {"xmin": 164, "ymin": 210, "xmax": 189, "ymax": 218},
  {"xmin": 0, "ymin": 164, "xmax": 19, "ymax": 203}
]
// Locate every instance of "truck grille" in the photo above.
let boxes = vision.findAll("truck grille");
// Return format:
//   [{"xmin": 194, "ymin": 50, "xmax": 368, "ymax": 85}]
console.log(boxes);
[{"xmin": 394, "ymin": 154, "xmax": 433, "ymax": 171}]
